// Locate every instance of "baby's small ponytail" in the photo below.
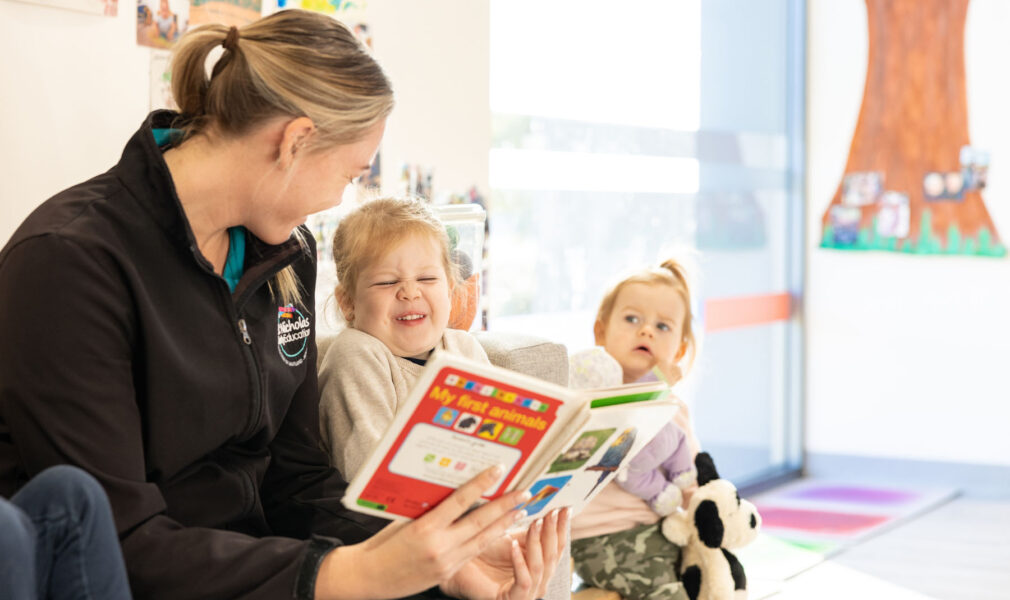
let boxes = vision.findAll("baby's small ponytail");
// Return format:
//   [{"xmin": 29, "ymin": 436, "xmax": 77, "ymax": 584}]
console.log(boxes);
[
  {"xmin": 658, "ymin": 258, "xmax": 697, "ymax": 370},
  {"xmin": 659, "ymin": 259, "xmax": 691, "ymax": 291}
]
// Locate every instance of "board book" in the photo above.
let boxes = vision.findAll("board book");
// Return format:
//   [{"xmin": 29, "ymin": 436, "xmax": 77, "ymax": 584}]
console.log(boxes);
[{"xmin": 341, "ymin": 351, "xmax": 678, "ymax": 525}]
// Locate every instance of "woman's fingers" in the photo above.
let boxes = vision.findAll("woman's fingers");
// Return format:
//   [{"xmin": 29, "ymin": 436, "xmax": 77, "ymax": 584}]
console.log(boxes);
[
  {"xmin": 450, "ymin": 487, "xmax": 531, "ymax": 556},
  {"xmin": 556, "ymin": 507, "xmax": 571, "ymax": 555},
  {"xmin": 524, "ymin": 518, "xmax": 545, "ymax": 595},
  {"xmin": 504, "ymin": 538, "xmax": 533, "ymax": 600},
  {"xmin": 424, "ymin": 464, "xmax": 505, "ymax": 526},
  {"xmin": 411, "ymin": 466, "xmax": 531, "ymax": 575},
  {"xmin": 531, "ymin": 508, "xmax": 569, "ymax": 598}
]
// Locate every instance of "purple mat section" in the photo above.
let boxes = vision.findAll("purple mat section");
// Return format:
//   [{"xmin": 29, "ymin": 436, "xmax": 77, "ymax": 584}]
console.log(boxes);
[{"xmin": 783, "ymin": 485, "xmax": 917, "ymax": 505}]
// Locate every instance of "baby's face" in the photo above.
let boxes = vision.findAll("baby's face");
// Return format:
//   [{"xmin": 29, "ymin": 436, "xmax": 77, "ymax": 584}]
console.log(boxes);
[
  {"xmin": 596, "ymin": 282, "xmax": 686, "ymax": 383},
  {"xmin": 348, "ymin": 233, "xmax": 451, "ymax": 359}
]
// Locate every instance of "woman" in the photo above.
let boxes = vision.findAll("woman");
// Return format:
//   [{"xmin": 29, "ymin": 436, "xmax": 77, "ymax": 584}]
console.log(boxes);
[{"xmin": 0, "ymin": 10, "xmax": 565, "ymax": 600}]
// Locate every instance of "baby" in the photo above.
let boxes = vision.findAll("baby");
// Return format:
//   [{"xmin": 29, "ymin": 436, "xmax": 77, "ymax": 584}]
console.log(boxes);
[{"xmin": 569, "ymin": 259, "xmax": 702, "ymax": 600}]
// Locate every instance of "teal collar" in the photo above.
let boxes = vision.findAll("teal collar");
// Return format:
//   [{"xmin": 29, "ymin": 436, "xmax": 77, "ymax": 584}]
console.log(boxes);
[{"xmin": 223, "ymin": 226, "xmax": 246, "ymax": 292}]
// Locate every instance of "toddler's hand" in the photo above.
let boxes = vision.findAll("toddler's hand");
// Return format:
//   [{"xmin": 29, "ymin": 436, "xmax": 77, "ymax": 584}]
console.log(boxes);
[
  {"xmin": 653, "ymin": 362, "xmax": 683, "ymax": 387},
  {"xmin": 649, "ymin": 482, "xmax": 683, "ymax": 517}
]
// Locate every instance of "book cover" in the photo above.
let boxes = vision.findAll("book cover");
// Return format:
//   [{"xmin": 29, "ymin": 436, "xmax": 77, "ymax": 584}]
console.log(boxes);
[{"xmin": 342, "ymin": 351, "xmax": 675, "ymax": 521}]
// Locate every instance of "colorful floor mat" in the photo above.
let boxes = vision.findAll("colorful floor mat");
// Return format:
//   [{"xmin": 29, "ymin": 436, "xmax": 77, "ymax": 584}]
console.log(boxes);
[{"xmin": 739, "ymin": 479, "xmax": 957, "ymax": 596}]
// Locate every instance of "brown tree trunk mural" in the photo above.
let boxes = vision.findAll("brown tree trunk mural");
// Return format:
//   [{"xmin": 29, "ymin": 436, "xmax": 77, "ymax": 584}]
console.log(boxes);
[{"xmin": 820, "ymin": 0, "xmax": 1005, "ymax": 256}]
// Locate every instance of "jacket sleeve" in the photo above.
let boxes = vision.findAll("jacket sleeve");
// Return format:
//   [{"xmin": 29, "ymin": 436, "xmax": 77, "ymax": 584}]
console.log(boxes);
[{"xmin": 0, "ymin": 236, "xmax": 320, "ymax": 600}]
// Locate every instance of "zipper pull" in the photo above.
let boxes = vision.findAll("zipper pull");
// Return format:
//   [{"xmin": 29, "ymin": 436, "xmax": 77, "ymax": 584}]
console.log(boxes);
[{"xmin": 237, "ymin": 318, "xmax": 252, "ymax": 345}]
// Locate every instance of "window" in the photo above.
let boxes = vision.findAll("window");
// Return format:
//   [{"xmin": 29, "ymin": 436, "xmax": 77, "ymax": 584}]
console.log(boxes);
[{"xmin": 488, "ymin": 0, "xmax": 805, "ymax": 485}]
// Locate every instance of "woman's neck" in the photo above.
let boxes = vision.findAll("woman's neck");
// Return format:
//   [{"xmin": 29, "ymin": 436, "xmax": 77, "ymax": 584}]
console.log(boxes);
[{"xmin": 163, "ymin": 134, "xmax": 246, "ymax": 274}]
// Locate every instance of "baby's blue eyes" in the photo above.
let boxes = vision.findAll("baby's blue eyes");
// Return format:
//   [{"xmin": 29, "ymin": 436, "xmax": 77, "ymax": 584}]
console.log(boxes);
[{"xmin": 622, "ymin": 314, "xmax": 673, "ymax": 332}]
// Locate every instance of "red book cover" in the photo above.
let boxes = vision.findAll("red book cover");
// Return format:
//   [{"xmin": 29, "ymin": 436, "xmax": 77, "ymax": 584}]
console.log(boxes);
[{"xmin": 353, "ymin": 362, "xmax": 565, "ymax": 519}]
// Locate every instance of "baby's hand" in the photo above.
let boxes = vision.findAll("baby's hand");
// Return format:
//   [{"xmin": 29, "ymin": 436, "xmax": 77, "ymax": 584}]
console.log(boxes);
[
  {"xmin": 649, "ymin": 482, "xmax": 684, "ymax": 517},
  {"xmin": 652, "ymin": 362, "xmax": 683, "ymax": 387}
]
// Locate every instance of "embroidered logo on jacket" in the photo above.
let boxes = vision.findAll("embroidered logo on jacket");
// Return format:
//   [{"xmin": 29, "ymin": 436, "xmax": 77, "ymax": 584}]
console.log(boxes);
[{"xmin": 277, "ymin": 304, "xmax": 310, "ymax": 366}]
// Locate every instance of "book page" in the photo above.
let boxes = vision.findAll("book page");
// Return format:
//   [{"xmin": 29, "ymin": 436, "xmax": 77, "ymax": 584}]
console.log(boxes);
[
  {"xmin": 343, "ymin": 352, "xmax": 583, "ymax": 520},
  {"xmin": 513, "ymin": 398, "xmax": 677, "ymax": 527}
]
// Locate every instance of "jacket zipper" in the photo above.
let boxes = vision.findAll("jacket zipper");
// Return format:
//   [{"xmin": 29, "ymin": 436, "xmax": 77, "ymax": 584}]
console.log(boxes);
[
  {"xmin": 237, "ymin": 319, "xmax": 252, "ymax": 345},
  {"xmin": 234, "ymin": 315, "xmax": 263, "ymax": 441},
  {"xmin": 229, "ymin": 249, "xmax": 302, "ymax": 442},
  {"xmin": 207, "ymin": 237, "xmax": 303, "ymax": 442}
]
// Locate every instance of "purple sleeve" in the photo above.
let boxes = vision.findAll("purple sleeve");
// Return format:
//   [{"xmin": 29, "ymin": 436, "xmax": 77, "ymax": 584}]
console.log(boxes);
[
  {"xmin": 617, "ymin": 423, "xmax": 678, "ymax": 501},
  {"xmin": 659, "ymin": 423, "xmax": 694, "ymax": 478}
]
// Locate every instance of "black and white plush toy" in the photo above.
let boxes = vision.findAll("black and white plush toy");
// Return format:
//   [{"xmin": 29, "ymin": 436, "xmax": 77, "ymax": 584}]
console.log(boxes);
[{"xmin": 661, "ymin": 452, "xmax": 761, "ymax": 600}]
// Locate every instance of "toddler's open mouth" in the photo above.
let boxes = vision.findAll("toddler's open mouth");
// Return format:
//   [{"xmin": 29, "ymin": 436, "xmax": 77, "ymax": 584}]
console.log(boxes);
[{"xmin": 396, "ymin": 313, "xmax": 426, "ymax": 322}]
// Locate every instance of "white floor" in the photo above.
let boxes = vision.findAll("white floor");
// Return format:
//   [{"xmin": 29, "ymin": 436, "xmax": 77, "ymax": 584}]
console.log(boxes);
[{"xmin": 755, "ymin": 496, "xmax": 1010, "ymax": 600}]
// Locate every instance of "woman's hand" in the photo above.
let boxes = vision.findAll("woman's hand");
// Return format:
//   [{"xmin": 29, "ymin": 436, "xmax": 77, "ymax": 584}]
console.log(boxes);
[
  {"xmin": 314, "ymin": 465, "xmax": 533, "ymax": 600},
  {"xmin": 441, "ymin": 507, "xmax": 570, "ymax": 600}
]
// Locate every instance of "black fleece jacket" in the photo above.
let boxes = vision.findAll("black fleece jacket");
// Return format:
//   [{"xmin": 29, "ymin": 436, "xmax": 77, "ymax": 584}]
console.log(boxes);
[{"xmin": 0, "ymin": 111, "xmax": 389, "ymax": 599}]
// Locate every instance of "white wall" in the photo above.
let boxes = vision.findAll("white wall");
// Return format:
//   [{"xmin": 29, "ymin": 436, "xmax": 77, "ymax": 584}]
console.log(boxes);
[
  {"xmin": 0, "ymin": 1, "xmax": 488, "ymax": 243},
  {"xmin": 0, "ymin": 1, "xmax": 151, "ymax": 243},
  {"xmin": 806, "ymin": 0, "xmax": 1010, "ymax": 466},
  {"xmin": 367, "ymin": 1, "xmax": 489, "ymax": 201}
]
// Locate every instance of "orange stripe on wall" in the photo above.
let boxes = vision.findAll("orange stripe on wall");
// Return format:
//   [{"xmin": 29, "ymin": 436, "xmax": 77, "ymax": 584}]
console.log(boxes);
[{"xmin": 703, "ymin": 292, "xmax": 793, "ymax": 332}]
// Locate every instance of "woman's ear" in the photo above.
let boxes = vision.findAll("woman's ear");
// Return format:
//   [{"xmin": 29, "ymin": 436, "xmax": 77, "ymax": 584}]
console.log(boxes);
[
  {"xmin": 593, "ymin": 320, "xmax": 607, "ymax": 346},
  {"xmin": 277, "ymin": 117, "xmax": 315, "ymax": 170}
]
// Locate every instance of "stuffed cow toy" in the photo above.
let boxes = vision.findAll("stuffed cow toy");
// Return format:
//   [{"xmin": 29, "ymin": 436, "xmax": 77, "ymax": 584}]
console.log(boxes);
[{"xmin": 661, "ymin": 452, "xmax": 761, "ymax": 600}]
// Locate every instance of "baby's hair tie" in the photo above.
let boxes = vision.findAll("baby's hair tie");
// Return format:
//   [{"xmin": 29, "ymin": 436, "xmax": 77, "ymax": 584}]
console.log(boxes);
[{"xmin": 222, "ymin": 26, "xmax": 240, "ymax": 51}]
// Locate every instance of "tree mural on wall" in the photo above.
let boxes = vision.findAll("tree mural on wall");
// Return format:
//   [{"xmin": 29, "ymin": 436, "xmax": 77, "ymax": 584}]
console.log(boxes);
[{"xmin": 820, "ymin": 0, "xmax": 1004, "ymax": 256}]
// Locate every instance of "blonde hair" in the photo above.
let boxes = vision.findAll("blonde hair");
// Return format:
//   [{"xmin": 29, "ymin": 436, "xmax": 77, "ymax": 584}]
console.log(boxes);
[
  {"xmin": 170, "ymin": 9, "xmax": 395, "ymax": 305},
  {"xmin": 596, "ymin": 259, "xmax": 697, "ymax": 370},
  {"xmin": 331, "ymin": 197, "xmax": 458, "ymax": 323}
]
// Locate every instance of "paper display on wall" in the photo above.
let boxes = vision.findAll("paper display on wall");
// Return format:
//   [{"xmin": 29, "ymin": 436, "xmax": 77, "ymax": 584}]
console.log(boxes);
[
  {"xmin": 11, "ymin": 0, "xmax": 116, "ymax": 15},
  {"xmin": 149, "ymin": 50, "xmax": 177, "ymax": 112},
  {"xmin": 817, "ymin": 1, "xmax": 1004, "ymax": 257}
]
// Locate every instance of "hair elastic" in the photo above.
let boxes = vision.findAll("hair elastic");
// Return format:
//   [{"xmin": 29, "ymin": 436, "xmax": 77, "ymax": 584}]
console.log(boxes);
[{"xmin": 222, "ymin": 26, "xmax": 240, "ymax": 51}]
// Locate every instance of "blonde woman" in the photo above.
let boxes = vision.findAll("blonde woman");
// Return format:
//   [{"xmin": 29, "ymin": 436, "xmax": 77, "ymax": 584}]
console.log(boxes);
[{"xmin": 0, "ymin": 11, "xmax": 563, "ymax": 600}]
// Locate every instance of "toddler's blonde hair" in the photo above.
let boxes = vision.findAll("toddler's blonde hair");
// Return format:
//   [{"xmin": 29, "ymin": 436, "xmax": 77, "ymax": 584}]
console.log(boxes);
[{"xmin": 331, "ymin": 197, "xmax": 458, "ymax": 323}]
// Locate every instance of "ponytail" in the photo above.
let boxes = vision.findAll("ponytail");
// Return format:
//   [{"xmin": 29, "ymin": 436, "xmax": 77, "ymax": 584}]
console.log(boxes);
[{"xmin": 167, "ymin": 10, "xmax": 394, "ymax": 307}]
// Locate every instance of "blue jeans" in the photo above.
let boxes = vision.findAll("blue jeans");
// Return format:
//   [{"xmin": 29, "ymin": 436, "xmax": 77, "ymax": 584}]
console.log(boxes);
[{"xmin": 0, "ymin": 465, "xmax": 132, "ymax": 600}]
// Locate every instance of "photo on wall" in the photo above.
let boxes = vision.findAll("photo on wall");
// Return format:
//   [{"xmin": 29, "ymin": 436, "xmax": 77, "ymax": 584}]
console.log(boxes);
[
  {"xmin": 137, "ymin": 0, "xmax": 189, "ymax": 48},
  {"xmin": 189, "ymin": 0, "xmax": 262, "ymax": 30}
]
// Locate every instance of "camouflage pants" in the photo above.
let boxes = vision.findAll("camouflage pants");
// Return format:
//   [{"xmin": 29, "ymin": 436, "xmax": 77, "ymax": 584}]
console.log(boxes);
[{"xmin": 571, "ymin": 523, "xmax": 687, "ymax": 600}]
